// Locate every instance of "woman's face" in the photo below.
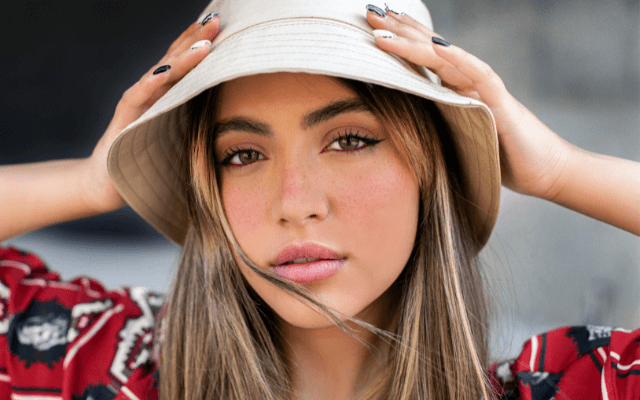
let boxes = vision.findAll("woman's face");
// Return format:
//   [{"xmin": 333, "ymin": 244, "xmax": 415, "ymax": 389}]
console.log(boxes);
[{"xmin": 215, "ymin": 73, "xmax": 420, "ymax": 329}]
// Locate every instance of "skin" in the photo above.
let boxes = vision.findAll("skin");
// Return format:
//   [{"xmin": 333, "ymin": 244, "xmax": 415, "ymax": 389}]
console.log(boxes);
[
  {"xmin": 367, "ymin": 12, "xmax": 640, "ymax": 235},
  {"xmin": 216, "ymin": 73, "xmax": 419, "ymax": 329},
  {"xmin": 0, "ymin": 6, "xmax": 638, "ymax": 400},
  {"xmin": 215, "ymin": 73, "xmax": 419, "ymax": 398}
]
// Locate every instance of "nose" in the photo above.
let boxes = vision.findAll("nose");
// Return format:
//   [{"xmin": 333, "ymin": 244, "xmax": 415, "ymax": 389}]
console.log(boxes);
[{"xmin": 271, "ymin": 154, "xmax": 330, "ymax": 227}]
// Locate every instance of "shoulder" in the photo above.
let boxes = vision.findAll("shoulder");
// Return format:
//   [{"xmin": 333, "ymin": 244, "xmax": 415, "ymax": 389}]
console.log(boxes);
[
  {"xmin": 0, "ymin": 246, "xmax": 161, "ymax": 400},
  {"xmin": 490, "ymin": 325, "xmax": 640, "ymax": 400}
]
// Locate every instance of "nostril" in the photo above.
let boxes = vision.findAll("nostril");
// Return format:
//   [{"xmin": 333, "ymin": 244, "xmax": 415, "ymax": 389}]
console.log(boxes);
[{"xmin": 279, "ymin": 213, "xmax": 318, "ymax": 224}]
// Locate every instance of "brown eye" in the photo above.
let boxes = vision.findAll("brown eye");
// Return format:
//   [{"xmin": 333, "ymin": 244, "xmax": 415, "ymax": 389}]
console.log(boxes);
[
  {"xmin": 227, "ymin": 149, "xmax": 265, "ymax": 165},
  {"xmin": 238, "ymin": 150, "xmax": 259, "ymax": 164},
  {"xmin": 326, "ymin": 134, "xmax": 371, "ymax": 152},
  {"xmin": 338, "ymin": 136, "xmax": 362, "ymax": 151}
]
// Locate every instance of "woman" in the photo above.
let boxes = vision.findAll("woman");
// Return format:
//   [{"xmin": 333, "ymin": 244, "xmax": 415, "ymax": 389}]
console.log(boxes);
[{"xmin": 0, "ymin": 0, "xmax": 638, "ymax": 399}]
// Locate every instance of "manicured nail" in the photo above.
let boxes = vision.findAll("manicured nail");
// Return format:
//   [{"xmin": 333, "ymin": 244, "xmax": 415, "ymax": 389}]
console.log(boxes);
[
  {"xmin": 372, "ymin": 29, "xmax": 396, "ymax": 39},
  {"xmin": 432, "ymin": 36, "xmax": 451, "ymax": 47},
  {"xmin": 366, "ymin": 4, "xmax": 387, "ymax": 18},
  {"xmin": 201, "ymin": 11, "xmax": 219, "ymax": 26},
  {"xmin": 384, "ymin": 3, "xmax": 405, "ymax": 15},
  {"xmin": 153, "ymin": 65, "xmax": 171, "ymax": 75},
  {"xmin": 190, "ymin": 40, "xmax": 212, "ymax": 50}
]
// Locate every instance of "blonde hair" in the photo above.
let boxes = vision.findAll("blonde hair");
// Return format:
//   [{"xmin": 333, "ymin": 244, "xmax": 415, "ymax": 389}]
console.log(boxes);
[{"xmin": 158, "ymin": 78, "xmax": 493, "ymax": 400}]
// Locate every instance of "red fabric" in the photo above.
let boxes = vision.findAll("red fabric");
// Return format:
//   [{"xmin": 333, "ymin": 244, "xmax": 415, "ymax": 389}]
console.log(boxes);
[
  {"xmin": 1, "ymin": 246, "xmax": 638, "ymax": 400},
  {"xmin": 0, "ymin": 247, "xmax": 160, "ymax": 400},
  {"xmin": 488, "ymin": 324, "xmax": 640, "ymax": 399}
]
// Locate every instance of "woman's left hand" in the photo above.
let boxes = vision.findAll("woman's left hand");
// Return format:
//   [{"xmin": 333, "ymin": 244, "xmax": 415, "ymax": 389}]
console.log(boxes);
[
  {"xmin": 366, "ymin": 4, "xmax": 574, "ymax": 200},
  {"xmin": 366, "ymin": 4, "xmax": 640, "ymax": 236}
]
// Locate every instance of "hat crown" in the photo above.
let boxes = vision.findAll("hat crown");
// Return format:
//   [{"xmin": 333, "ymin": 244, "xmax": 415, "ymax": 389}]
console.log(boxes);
[{"xmin": 199, "ymin": 0, "xmax": 434, "ymax": 45}]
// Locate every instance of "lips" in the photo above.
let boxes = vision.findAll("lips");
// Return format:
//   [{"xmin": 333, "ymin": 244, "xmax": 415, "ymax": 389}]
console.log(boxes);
[
  {"xmin": 272, "ymin": 243, "xmax": 346, "ymax": 284},
  {"xmin": 273, "ymin": 243, "xmax": 342, "ymax": 266}
]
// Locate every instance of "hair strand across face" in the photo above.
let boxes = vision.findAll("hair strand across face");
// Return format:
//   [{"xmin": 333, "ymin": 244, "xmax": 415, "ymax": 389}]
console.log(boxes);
[{"xmin": 158, "ymin": 77, "xmax": 492, "ymax": 400}]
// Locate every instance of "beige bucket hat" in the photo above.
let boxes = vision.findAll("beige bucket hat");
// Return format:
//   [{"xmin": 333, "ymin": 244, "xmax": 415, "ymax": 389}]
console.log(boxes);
[{"xmin": 107, "ymin": 0, "xmax": 500, "ymax": 247}]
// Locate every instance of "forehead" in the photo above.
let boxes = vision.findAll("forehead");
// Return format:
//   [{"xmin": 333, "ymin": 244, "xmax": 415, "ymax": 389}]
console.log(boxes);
[{"xmin": 216, "ymin": 72, "xmax": 357, "ymax": 118}]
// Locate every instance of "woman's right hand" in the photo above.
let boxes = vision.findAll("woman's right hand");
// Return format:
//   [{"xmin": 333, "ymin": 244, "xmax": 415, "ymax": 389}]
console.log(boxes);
[
  {"xmin": 83, "ymin": 13, "xmax": 221, "ymax": 214},
  {"xmin": 0, "ymin": 13, "xmax": 220, "ymax": 241}
]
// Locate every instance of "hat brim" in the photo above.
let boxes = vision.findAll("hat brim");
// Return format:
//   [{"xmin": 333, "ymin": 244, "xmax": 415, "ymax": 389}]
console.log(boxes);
[{"xmin": 108, "ymin": 17, "xmax": 500, "ymax": 247}]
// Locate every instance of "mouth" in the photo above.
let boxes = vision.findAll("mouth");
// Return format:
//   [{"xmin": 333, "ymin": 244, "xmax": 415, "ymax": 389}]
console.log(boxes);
[
  {"xmin": 280, "ymin": 257, "xmax": 322, "ymax": 265},
  {"xmin": 272, "ymin": 243, "xmax": 346, "ymax": 283}
]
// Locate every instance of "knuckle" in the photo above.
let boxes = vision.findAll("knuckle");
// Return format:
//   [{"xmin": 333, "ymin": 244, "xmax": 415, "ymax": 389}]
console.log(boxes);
[
  {"xmin": 121, "ymin": 86, "xmax": 135, "ymax": 102},
  {"xmin": 474, "ymin": 58, "xmax": 495, "ymax": 78},
  {"xmin": 166, "ymin": 39, "xmax": 183, "ymax": 55},
  {"xmin": 488, "ymin": 73, "xmax": 505, "ymax": 90},
  {"xmin": 391, "ymin": 17, "xmax": 406, "ymax": 31}
]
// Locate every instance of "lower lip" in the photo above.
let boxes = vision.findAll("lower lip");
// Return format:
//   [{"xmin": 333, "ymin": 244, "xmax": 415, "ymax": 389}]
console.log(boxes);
[{"xmin": 273, "ymin": 259, "xmax": 346, "ymax": 284}]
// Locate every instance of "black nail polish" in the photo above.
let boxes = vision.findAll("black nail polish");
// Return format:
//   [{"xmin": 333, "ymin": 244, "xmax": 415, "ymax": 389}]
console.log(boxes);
[
  {"xmin": 201, "ymin": 11, "xmax": 218, "ymax": 26},
  {"xmin": 432, "ymin": 36, "xmax": 451, "ymax": 47},
  {"xmin": 153, "ymin": 65, "xmax": 171, "ymax": 75},
  {"xmin": 366, "ymin": 4, "xmax": 387, "ymax": 18}
]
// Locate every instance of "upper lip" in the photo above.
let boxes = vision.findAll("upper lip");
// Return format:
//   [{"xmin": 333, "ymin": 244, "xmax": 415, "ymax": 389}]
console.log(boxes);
[{"xmin": 272, "ymin": 243, "xmax": 343, "ymax": 266}]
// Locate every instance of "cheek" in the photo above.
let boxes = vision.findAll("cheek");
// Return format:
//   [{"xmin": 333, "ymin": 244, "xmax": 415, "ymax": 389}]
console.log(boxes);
[
  {"xmin": 334, "ymin": 156, "xmax": 419, "ymax": 249},
  {"xmin": 330, "ymin": 152, "xmax": 420, "ymax": 295},
  {"xmin": 221, "ymin": 178, "xmax": 270, "ymax": 252}
]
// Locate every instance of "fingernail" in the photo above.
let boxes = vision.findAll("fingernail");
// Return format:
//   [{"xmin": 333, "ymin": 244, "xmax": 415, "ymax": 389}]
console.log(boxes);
[
  {"xmin": 372, "ymin": 29, "xmax": 396, "ymax": 39},
  {"xmin": 153, "ymin": 65, "xmax": 171, "ymax": 75},
  {"xmin": 384, "ymin": 3, "xmax": 405, "ymax": 15},
  {"xmin": 432, "ymin": 36, "xmax": 451, "ymax": 47},
  {"xmin": 190, "ymin": 39, "xmax": 212, "ymax": 50},
  {"xmin": 200, "ymin": 11, "xmax": 219, "ymax": 26},
  {"xmin": 366, "ymin": 4, "xmax": 387, "ymax": 18}
]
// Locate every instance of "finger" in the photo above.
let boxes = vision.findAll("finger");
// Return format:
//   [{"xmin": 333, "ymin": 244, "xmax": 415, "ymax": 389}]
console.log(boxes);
[
  {"xmin": 164, "ymin": 41, "xmax": 213, "ymax": 84},
  {"xmin": 375, "ymin": 3, "xmax": 436, "ymax": 37},
  {"xmin": 371, "ymin": 31, "xmax": 473, "ymax": 90},
  {"xmin": 166, "ymin": 22, "xmax": 200, "ymax": 55},
  {"xmin": 171, "ymin": 13, "xmax": 220, "ymax": 55},
  {"xmin": 365, "ymin": 6, "xmax": 471, "ymax": 89},
  {"xmin": 120, "ymin": 67, "xmax": 173, "ymax": 112},
  {"xmin": 116, "ymin": 39, "xmax": 211, "ymax": 123},
  {"xmin": 152, "ymin": 13, "xmax": 220, "ymax": 73},
  {"xmin": 143, "ymin": 40, "xmax": 213, "ymax": 105},
  {"xmin": 166, "ymin": 12, "xmax": 218, "ymax": 54},
  {"xmin": 431, "ymin": 42, "xmax": 509, "ymax": 107},
  {"xmin": 366, "ymin": 5, "xmax": 432, "ymax": 43},
  {"xmin": 110, "ymin": 68, "xmax": 170, "ymax": 128}
]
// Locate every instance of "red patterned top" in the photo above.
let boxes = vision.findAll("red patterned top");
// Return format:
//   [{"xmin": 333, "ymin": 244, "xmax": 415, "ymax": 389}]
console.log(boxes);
[{"xmin": 0, "ymin": 246, "xmax": 638, "ymax": 400}]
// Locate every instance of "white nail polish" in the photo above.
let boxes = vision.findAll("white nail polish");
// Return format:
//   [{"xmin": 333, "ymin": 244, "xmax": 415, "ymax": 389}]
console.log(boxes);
[
  {"xmin": 372, "ymin": 29, "xmax": 397, "ymax": 39},
  {"xmin": 384, "ymin": 3, "xmax": 405, "ymax": 15},
  {"xmin": 190, "ymin": 40, "xmax": 212, "ymax": 50}
]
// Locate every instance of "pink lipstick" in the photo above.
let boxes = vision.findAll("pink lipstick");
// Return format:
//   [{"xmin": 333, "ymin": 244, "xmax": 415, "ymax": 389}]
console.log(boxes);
[{"xmin": 272, "ymin": 243, "xmax": 346, "ymax": 284}]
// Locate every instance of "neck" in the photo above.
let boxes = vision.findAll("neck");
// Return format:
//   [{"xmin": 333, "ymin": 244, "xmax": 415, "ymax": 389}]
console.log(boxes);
[{"xmin": 280, "ymin": 294, "xmax": 391, "ymax": 400}]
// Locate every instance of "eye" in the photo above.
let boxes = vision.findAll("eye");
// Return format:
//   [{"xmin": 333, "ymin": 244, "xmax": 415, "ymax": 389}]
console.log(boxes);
[
  {"xmin": 220, "ymin": 148, "xmax": 265, "ymax": 166},
  {"xmin": 324, "ymin": 131, "xmax": 382, "ymax": 152}
]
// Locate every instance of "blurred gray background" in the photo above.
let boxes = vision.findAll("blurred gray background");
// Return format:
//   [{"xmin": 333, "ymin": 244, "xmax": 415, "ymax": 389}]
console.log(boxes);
[{"xmin": 1, "ymin": 0, "xmax": 638, "ymax": 360}]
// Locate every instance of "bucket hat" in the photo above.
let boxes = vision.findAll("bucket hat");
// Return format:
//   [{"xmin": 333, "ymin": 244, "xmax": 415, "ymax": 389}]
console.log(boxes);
[{"xmin": 107, "ymin": 0, "xmax": 500, "ymax": 248}]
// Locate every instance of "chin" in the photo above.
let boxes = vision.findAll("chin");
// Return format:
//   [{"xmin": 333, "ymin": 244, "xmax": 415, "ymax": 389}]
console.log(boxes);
[
  {"xmin": 264, "ymin": 287, "xmax": 388, "ymax": 332},
  {"xmin": 266, "ymin": 295, "xmax": 353, "ymax": 329}
]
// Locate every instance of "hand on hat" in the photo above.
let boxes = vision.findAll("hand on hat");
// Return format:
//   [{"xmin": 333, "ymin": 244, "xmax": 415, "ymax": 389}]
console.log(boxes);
[
  {"xmin": 0, "ymin": 14, "xmax": 222, "ymax": 241},
  {"xmin": 365, "ymin": 4, "xmax": 572, "ymax": 201},
  {"xmin": 366, "ymin": 4, "xmax": 640, "ymax": 235},
  {"xmin": 85, "ymin": 13, "xmax": 221, "ymax": 214}
]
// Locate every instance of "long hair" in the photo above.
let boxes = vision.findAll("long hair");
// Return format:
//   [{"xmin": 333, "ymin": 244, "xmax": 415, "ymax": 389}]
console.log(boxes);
[{"xmin": 158, "ymin": 77, "xmax": 492, "ymax": 400}]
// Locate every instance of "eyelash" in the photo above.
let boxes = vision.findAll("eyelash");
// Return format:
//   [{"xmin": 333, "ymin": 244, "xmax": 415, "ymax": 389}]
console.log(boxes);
[{"xmin": 218, "ymin": 130, "xmax": 383, "ymax": 167}]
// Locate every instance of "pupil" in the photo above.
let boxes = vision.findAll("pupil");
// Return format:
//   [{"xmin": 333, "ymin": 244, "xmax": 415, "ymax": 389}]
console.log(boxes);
[
  {"xmin": 340, "ymin": 136, "xmax": 358, "ymax": 150},
  {"xmin": 240, "ymin": 150, "xmax": 256, "ymax": 163}
]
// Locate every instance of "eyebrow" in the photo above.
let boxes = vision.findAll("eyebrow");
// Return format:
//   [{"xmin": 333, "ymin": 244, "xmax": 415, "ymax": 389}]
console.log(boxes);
[{"xmin": 213, "ymin": 98, "xmax": 372, "ymax": 138}]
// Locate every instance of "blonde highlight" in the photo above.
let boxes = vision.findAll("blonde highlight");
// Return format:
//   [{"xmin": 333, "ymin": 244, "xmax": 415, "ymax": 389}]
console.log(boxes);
[{"xmin": 158, "ymin": 77, "xmax": 493, "ymax": 400}]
